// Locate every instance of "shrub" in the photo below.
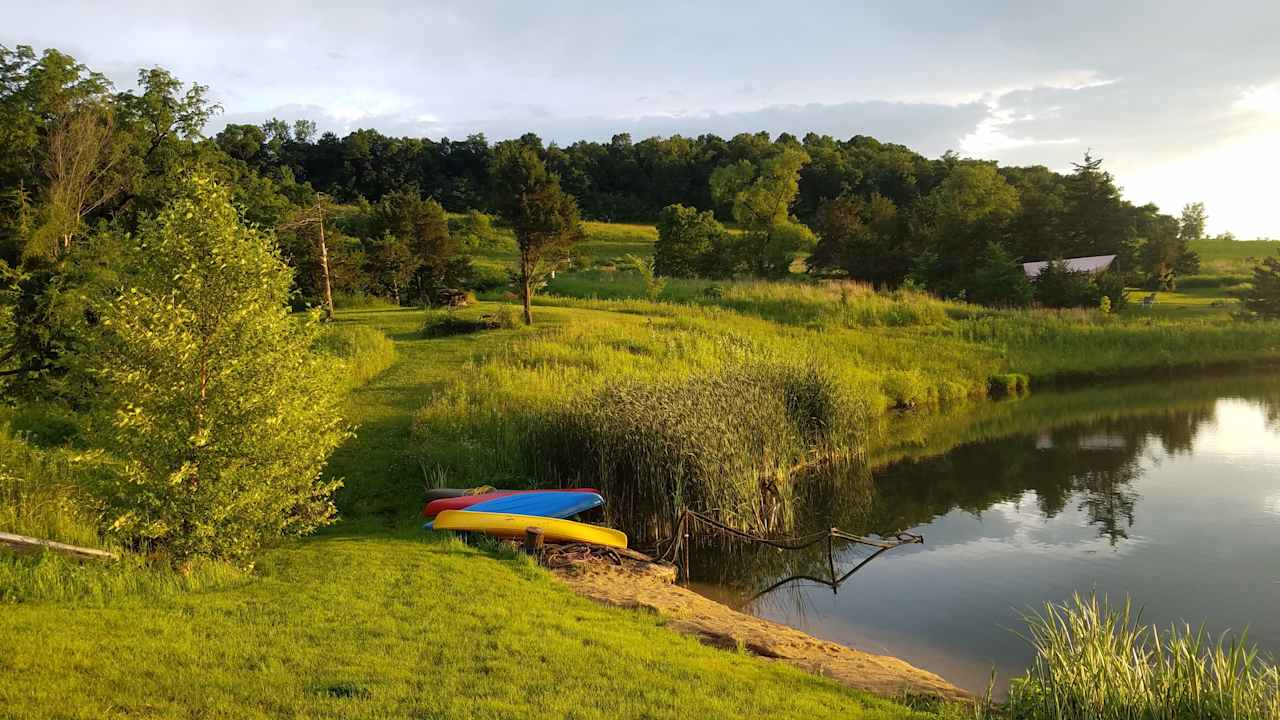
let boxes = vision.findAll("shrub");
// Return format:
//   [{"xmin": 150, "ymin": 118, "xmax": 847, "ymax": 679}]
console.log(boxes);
[
  {"xmin": 620, "ymin": 253, "xmax": 667, "ymax": 301},
  {"xmin": 1034, "ymin": 261, "xmax": 1099, "ymax": 309},
  {"xmin": 82, "ymin": 174, "xmax": 350, "ymax": 563}
]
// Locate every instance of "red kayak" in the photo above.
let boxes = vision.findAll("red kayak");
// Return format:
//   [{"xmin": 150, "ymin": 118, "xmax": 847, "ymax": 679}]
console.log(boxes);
[{"xmin": 422, "ymin": 488, "xmax": 600, "ymax": 517}]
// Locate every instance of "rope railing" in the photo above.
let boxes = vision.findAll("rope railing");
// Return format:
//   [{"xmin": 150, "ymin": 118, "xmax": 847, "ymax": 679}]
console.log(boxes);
[{"xmin": 658, "ymin": 508, "xmax": 922, "ymax": 587}]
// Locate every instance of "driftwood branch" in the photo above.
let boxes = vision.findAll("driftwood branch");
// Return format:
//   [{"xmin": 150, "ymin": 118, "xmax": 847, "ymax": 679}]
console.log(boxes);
[{"xmin": 0, "ymin": 531, "xmax": 118, "ymax": 562}]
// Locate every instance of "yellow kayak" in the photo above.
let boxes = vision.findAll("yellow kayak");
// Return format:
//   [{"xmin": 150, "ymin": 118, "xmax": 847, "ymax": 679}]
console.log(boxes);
[{"xmin": 433, "ymin": 510, "xmax": 628, "ymax": 549}]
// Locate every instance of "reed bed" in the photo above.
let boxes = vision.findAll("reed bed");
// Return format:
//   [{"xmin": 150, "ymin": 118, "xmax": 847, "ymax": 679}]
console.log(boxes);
[
  {"xmin": 529, "ymin": 362, "xmax": 874, "ymax": 542},
  {"xmin": 1002, "ymin": 593, "xmax": 1280, "ymax": 719}
]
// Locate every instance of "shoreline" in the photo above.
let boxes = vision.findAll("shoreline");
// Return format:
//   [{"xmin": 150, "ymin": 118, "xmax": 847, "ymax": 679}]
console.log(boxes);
[{"xmin": 544, "ymin": 544, "xmax": 970, "ymax": 704}]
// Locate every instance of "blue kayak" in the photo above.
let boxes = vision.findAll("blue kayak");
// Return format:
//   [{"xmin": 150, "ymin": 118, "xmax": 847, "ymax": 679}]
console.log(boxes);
[{"xmin": 424, "ymin": 491, "xmax": 604, "ymax": 530}]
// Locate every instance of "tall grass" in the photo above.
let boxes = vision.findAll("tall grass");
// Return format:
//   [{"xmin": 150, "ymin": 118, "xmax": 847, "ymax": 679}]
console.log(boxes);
[
  {"xmin": 1004, "ymin": 593, "xmax": 1280, "ymax": 719},
  {"xmin": 313, "ymin": 323, "xmax": 397, "ymax": 388},
  {"xmin": 0, "ymin": 424, "xmax": 102, "ymax": 549},
  {"xmin": 529, "ymin": 362, "xmax": 873, "ymax": 542}
]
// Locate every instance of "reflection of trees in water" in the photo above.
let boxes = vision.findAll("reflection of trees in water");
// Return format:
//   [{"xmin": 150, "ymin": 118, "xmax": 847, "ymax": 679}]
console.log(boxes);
[{"xmin": 690, "ymin": 398, "xmax": 1225, "ymax": 597}]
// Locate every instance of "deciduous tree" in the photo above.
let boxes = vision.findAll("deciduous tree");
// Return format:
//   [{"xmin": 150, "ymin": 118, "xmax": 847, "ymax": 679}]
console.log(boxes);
[{"xmin": 84, "ymin": 173, "xmax": 348, "ymax": 562}]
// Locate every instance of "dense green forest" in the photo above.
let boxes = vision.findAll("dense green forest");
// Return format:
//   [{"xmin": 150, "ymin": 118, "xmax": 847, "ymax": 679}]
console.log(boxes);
[
  {"xmin": 2, "ymin": 42, "xmax": 1217, "ymax": 347},
  {"xmin": 5, "ymin": 42, "xmax": 1280, "ymax": 719}
]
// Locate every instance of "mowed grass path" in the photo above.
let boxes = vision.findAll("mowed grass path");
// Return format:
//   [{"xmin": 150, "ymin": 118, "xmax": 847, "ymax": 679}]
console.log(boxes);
[{"xmin": 0, "ymin": 305, "xmax": 931, "ymax": 720}]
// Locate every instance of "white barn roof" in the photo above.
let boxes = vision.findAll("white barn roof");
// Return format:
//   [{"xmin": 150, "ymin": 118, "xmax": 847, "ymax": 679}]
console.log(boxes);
[{"xmin": 1022, "ymin": 254, "xmax": 1116, "ymax": 278}]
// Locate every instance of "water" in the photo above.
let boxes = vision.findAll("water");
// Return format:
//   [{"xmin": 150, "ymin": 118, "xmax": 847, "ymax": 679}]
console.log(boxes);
[{"xmin": 686, "ymin": 373, "xmax": 1280, "ymax": 694}]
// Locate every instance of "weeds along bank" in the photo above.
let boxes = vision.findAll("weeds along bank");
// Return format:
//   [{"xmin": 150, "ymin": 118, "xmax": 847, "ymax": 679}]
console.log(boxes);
[{"xmin": 409, "ymin": 282, "xmax": 1280, "ymax": 541}]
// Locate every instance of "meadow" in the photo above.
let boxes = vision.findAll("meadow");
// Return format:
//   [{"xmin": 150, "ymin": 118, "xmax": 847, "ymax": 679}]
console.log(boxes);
[{"xmin": 4, "ymin": 222, "xmax": 1280, "ymax": 718}]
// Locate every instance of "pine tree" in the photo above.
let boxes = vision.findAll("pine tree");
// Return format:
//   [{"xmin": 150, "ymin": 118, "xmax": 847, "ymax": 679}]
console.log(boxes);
[{"xmin": 1243, "ymin": 252, "xmax": 1280, "ymax": 319}]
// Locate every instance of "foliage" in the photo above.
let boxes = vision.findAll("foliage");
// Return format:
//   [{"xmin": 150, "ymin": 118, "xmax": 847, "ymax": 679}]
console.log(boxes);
[
  {"xmin": 1242, "ymin": 251, "xmax": 1280, "ymax": 319},
  {"xmin": 711, "ymin": 148, "xmax": 815, "ymax": 277},
  {"xmin": 1005, "ymin": 593, "xmax": 1280, "ymax": 719},
  {"xmin": 1033, "ymin": 262, "xmax": 1099, "ymax": 309},
  {"xmin": 968, "ymin": 243, "xmax": 1032, "ymax": 308},
  {"xmin": 450, "ymin": 209, "xmax": 500, "ymax": 251},
  {"xmin": 532, "ymin": 362, "xmax": 869, "ymax": 542},
  {"xmin": 808, "ymin": 193, "xmax": 902, "ymax": 285},
  {"xmin": 81, "ymin": 174, "xmax": 349, "ymax": 562},
  {"xmin": 653, "ymin": 203, "xmax": 727, "ymax": 278}
]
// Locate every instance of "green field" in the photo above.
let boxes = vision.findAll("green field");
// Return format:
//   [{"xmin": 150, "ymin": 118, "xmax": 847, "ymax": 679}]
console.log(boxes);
[
  {"xmin": 7, "ymin": 227, "xmax": 1280, "ymax": 718},
  {"xmin": 1, "ymin": 304, "xmax": 955, "ymax": 720}
]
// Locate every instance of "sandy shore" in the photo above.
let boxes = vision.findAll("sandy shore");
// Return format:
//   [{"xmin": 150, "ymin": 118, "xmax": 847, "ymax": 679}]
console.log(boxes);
[{"xmin": 545, "ymin": 544, "xmax": 969, "ymax": 703}]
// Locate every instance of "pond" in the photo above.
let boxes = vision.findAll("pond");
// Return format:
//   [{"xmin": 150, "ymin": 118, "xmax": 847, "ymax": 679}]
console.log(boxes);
[{"xmin": 685, "ymin": 372, "xmax": 1280, "ymax": 694}]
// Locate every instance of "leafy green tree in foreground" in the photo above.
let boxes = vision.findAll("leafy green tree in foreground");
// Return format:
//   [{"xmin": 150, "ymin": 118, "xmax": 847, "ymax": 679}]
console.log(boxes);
[
  {"xmin": 1243, "ymin": 252, "xmax": 1280, "ymax": 319},
  {"xmin": 85, "ymin": 173, "xmax": 349, "ymax": 563},
  {"xmin": 492, "ymin": 143, "xmax": 584, "ymax": 324}
]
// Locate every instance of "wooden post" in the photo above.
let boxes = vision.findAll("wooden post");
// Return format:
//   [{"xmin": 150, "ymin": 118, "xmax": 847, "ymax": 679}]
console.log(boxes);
[
  {"xmin": 0, "ymin": 531, "xmax": 117, "ymax": 562},
  {"xmin": 523, "ymin": 527, "xmax": 544, "ymax": 559}
]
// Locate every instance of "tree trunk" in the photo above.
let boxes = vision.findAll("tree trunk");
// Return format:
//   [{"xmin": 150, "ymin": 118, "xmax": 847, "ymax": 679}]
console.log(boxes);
[
  {"xmin": 520, "ymin": 253, "xmax": 534, "ymax": 325},
  {"xmin": 317, "ymin": 206, "xmax": 335, "ymax": 321}
]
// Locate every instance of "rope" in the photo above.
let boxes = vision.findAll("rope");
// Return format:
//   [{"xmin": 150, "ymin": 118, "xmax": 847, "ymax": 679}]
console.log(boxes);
[{"xmin": 658, "ymin": 508, "xmax": 923, "ymax": 576}]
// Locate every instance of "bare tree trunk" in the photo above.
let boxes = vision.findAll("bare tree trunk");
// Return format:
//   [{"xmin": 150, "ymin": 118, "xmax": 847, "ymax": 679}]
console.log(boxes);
[
  {"xmin": 317, "ymin": 205, "xmax": 335, "ymax": 321},
  {"xmin": 520, "ymin": 252, "xmax": 534, "ymax": 325}
]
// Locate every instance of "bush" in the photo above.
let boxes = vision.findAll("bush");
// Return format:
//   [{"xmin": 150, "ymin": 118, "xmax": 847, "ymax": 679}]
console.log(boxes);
[
  {"xmin": 987, "ymin": 373, "xmax": 1030, "ymax": 398},
  {"xmin": 1094, "ymin": 270, "xmax": 1129, "ymax": 311},
  {"xmin": 82, "ymin": 174, "xmax": 350, "ymax": 563},
  {"xmin": 1034, "ymin": 261, "xmax": 1099, "ymax": 309}
]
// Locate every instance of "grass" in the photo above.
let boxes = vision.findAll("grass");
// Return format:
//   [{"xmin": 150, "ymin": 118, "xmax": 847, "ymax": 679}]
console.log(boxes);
[
  {"xmin": 0, "ymin": 307, "xmax": 940, "ymax": 720},
  {"xmin": 999, "ymin": 593, "xmax": 1279, "ymax": 719},
  {"xmin": 8, "ymin": 232, "xmax": 1280, "ymax": 717},
  {"xmin": 0, "ymin": 532, "xmax": 935, "ymax": 720}
]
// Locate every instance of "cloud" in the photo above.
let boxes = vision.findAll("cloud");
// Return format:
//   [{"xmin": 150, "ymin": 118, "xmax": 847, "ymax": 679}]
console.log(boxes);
[{"xmin": 6, "ymin": 0, "xmax": 1280, "ymax": 234}]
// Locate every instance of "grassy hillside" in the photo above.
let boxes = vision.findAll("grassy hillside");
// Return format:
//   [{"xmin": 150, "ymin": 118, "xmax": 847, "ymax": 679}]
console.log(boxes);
[
  {"xmin": 0, "ymin": 304, "xmax": 948, "ymax": 720},
  {"xmin": 5, "ymin": 244, "xmax": 1280, "ymax": 717}
]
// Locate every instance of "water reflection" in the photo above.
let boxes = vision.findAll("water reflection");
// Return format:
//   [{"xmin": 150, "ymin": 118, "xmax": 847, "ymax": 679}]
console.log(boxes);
[{"xmin": 686, "ymin": 372, "xmax": 1280, "ymax": 693}]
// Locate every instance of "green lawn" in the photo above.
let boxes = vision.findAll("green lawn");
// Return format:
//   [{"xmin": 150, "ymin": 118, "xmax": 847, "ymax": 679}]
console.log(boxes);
[
  {"xmin": 0, "ymin": 304, "xmax": 938, "ymax": 720},
  {"xmin": 1, "ymin": 532, "xmax": 933, "ymax": 720}
]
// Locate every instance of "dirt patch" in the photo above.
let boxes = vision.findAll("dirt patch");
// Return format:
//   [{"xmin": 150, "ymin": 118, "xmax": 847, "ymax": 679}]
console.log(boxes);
[{"xmin": 545, "ymin": 544, "xmax": 969, "ymax": 703}]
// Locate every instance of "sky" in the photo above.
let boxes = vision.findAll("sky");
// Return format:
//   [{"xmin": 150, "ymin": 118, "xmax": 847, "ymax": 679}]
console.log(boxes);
[{"xmin": 5, "ymin": 1, "xmax": 1280, "ymax": 237}]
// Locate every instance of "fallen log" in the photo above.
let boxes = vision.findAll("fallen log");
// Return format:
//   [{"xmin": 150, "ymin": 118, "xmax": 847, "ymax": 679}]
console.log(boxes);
[{"xmin": 0, "ymin": 531, "xmax": 117, "ymax": 562}]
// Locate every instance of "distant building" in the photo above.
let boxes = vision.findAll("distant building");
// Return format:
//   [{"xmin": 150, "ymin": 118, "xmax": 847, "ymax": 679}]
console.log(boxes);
[{"xmin": 1022, "ymin": 254, "xmax": 1117, "ymax": 278}]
